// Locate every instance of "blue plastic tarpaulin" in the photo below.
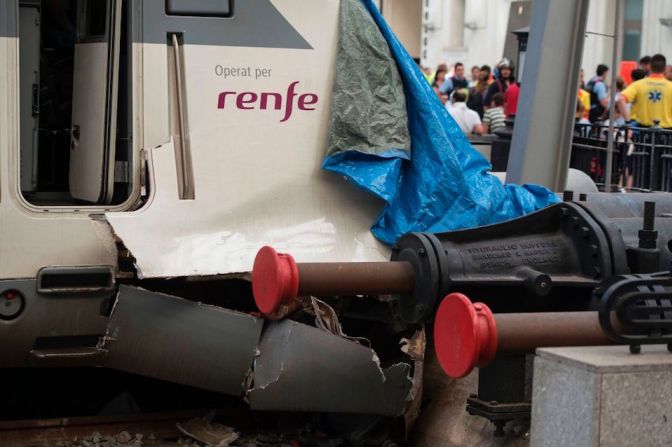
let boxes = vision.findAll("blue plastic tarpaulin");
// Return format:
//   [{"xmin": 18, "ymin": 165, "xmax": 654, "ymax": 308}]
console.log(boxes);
[{"xmin": 322, "ymin": 0, "xmax": 559, "ymax": 245}]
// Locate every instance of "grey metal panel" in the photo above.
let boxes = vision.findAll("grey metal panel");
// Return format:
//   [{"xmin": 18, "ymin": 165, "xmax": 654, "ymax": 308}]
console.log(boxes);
[
  {"xmin": 506, "ymin": 0, "xmax": 590, "ymax": 191},
  {"xmin": 166, "ymin": 0, "xmax": 231, "ymax": 17},
  {"xmin": 2, "ymin": 0, "xmax": 313, "ymax": 47},
  {"xmin": 502, "ymin": 1, "xmax": 532, "ymax": 66},
  {"xmin": 143, "ymin": 0, "xmax": 311, "ymax": 49},
  {"xmin": 249, "ymin": 320, "xmax": 413, "ymax": 416},
  {"xmin": 0, "ymin": 279, "xmax": 111, "ymax": 368},
  {"xmin": 103, "ymin": 286, "xmax": 263, "ymax": 396}
]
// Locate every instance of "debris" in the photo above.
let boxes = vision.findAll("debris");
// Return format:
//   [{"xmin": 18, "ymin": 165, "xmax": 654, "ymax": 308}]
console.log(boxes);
[
  {"xmin": 115, "ymin": 431, "xmax": 132, "ymax": 444},
  {"xmin": 303, "ymin": 297, "xmax": 370, "ymax": 346},
  {"xmin": 177, "ymin": 415, "xmax": 239, "ymax": 447},
  {"xmin": 48, "ymin": 431, "xmax": 146, "ymax": 447}
]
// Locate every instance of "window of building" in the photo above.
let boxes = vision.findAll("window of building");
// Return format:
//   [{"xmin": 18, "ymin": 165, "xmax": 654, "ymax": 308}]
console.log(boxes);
[{"xmin": 622, "ymin": 0, "xmax": 643, "ymax": 61}]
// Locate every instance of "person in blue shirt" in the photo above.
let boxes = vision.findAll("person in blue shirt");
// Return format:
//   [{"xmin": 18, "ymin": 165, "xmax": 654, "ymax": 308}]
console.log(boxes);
[
  {"xmin": 439, "ymin": 62, "xmax": 469, "ymax": 96},
  {"xmin": 587, "ymin": 64, "xmax": 610, "ymax": 122}
]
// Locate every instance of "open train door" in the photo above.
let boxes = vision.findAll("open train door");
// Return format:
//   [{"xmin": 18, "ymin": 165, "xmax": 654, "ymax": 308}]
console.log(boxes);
[{"xmin": 69, "ymin": 0, "xmax": 121, "ymax": 204}]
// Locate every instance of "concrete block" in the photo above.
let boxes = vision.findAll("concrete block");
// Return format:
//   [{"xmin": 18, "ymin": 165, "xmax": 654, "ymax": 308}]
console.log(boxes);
[{"xmin": 530, "ymin": 345, "xmax": 672, "ymax": 447}]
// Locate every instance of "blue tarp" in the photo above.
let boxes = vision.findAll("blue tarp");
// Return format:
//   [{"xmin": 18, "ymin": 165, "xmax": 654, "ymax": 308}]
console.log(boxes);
[{"xmin": 322, "ymin": 0, "xmax": 559, "ymax": 245}]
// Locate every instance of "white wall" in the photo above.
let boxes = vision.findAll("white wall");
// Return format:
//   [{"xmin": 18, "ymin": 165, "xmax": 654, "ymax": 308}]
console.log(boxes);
[
  {"xmin": 408, "ymin": 0, "xmax": 672, "ymax": 79},
  {"xmin": 581, "ymin": 0, "xmax": 615, "ymax": 79},
  {"xmin": 422, "ymin": 0, "xmax": 512, "ymax": 72},
  {"xmin": 381, "ymin": 0, "xmax": 423, "ymax": 59},
  {"xmin": 641, "ymin": 1, "xmax": 672, "ymax": 60}
]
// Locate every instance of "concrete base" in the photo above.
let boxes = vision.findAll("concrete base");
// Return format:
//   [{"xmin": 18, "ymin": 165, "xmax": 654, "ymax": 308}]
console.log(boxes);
[
  {"xmin": 531, "ymin": 345, "xmax": 672, "ymax": 447},
  {"xmin": 411, "ymin": 347, "xmax": 529, "ymax": 447}
]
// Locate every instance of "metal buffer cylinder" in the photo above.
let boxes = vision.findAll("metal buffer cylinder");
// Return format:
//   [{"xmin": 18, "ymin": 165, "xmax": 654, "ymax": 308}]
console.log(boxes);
[
  {"xmin": 252, "ymin": 194, "xmax": 672, "ymax": 322},
  {"xmin": 433, "ymin": 293, "xmax": 611, "ymax": 378},
  {"xmin": 434, "ymin": 293, "xmax": 612, "ymax": 378},
  {"xmin": 252, "ymin": 246, "xmax": 417, "ymax": 316},
  {"xmin": 434, "ymin": 274, "xmax": 672, "ymax": 380}
]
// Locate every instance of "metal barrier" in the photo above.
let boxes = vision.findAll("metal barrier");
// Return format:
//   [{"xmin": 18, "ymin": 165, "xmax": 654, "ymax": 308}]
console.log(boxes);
[{"xmin": 572, "ymin": 123, "xmax": 672, "ymax": 192}]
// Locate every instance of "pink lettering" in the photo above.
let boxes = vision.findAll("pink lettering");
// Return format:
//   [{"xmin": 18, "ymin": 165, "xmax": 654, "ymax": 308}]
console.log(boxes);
[
  {"xmin": 216, "ymin": 82, "xmax": 319, "ymax": 122},
  {"xmin": 236, "ymin": 92, "xmax": 258, "ymax": 110},
  {"xmin": 280, "ymin": 81, "xmax": 300, "ymax": 123},
  {"xmin": 260, "ymin": 92, "xmax": 282, "ymax": 110},
  {"xmin": 298, "ymin": 93, "xmax": 318, "ymax": 110},
  {"xmin": 217, "ymin": 91, "xmax": 236, "ymax": 109}
]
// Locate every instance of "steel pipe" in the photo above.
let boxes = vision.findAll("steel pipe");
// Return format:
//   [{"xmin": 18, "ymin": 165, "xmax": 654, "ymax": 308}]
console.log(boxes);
[
  {"xmin": 433, "ymin": 293, "xmax": 613, "ymax": 379},
  {"xmin": 252, "ymin": 246, "xmax": 415, "ymax": 315}
]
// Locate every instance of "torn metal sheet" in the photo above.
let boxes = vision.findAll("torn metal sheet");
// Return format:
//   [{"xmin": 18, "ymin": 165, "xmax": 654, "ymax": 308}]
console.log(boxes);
[
  {"xmin": 106, "ymin": 141, "xmax": 389, "ymax": 279},
  {"xmin": 102, "ymin": 286, "xmax": 263, "ymax": 396},
  {"xmin": 401, "ymin": 330, "xmax": 426, "ymax": 432},
  {"xmin": 248, "ymin": 320, "xmax": 413, "ymax": 416}
]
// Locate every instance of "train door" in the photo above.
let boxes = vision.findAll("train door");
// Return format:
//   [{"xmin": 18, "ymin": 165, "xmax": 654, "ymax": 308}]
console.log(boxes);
[
  {"xmin": 18, "ymin": 0, "xmax": 131, "ymax": 207},
  {"xmin": 69, "ymin": 0, "xmax": 122, "ymax": 204},
  {"xmin": 19, "ymin": 3, "xmax": 40, "ymax": 193}
]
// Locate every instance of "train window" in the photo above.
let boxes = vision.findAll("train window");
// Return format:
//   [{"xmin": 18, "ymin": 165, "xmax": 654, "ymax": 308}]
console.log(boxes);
[
  {"xmin": 18, "ymin": 0, "xmax": 132, "ymax": 207},
  {"xmin": 82, "ymin": 0, "xmax": 107, "ymax": 38},
  {"xmin": 166, "ymin": 0, "xmax": 232, "ymax": 17}
]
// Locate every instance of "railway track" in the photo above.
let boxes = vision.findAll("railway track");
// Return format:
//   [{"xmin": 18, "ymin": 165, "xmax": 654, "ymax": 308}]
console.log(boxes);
[{"xmin": 0, "ymin": 411, "xmax": 202, "ymax": 447}]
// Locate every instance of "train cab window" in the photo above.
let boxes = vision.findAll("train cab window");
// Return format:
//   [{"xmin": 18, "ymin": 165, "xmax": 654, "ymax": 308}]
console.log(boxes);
[
  {"xmin": 166, "ymin": 0, "xmax": 232, "ymax": 17},
  {"xmin": 18, "ymin": 0, "xmax": 132, "ymax": 207}
]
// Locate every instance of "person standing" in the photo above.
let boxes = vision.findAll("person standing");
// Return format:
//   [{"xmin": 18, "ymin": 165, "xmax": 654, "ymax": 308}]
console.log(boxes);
[
  {"xmin": 604, "ymin": 77, "xmax": 630, "ymax": 126},
  {"xmin": 639, "ymin": 55, "xmax": 652, "ymax": 75},
  {"xmin": 578, "ymin": 85, "xmax": 591, "ymax": 120},
  {"xmin": 439, "ymin": 62, "xmax": 469, "ymax": 97},
  {"xmin": 469, "ymin": 65, "xmax": 480, "ymax": 88},
  {"xmin": 587, "ymin": 64, "xmax": 610, "ymax": 123},
  {"xmin": 467, "ymin": 65, "xmax": 492, "ymax": 118},
  {"xmin": 482, "ymin": 93, "xmax": 506, "ymax": 134},
  {"xmin": 504, "ymin": 81, "xmax": 520, "ymax": 118},
  {"xmin": 432, "ymin": 64, "xmax": 448, "ymax": 87},
  {"xmin": 620, "ymin": 54, "xmax": 672, "ymax": 128},
  {"xmin": 665, "ymin": 65, "xmax": 672, "ymax": 82},
  {"xmin": 446, "ymin": 89, "xmax": 485, "ymax": 136},
  {"xmin": 484, "ymin": 59, "xmax": 516, "ymax": 110}
]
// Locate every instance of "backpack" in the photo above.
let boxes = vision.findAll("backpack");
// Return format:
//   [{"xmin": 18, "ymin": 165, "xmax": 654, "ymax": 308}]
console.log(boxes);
[{"xmin": 587, "ymin": 78, "xmax": 606, "ymax": 123}]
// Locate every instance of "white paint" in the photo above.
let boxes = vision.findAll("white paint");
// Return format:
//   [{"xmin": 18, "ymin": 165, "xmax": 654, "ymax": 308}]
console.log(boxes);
[
  {"xmin": 0, "ymin": 0, "xmax": 393, "ymax": 280},
  {"xmin": 107, "ymin": 0, "xmax": 389, "ymax": 277},
  {"xmin": 0, "ymin": 2, "xmax": 119, "ymax": 280},
  {"xmin": 69, "ymin": 42, "xmax": 110, "ymax": 203}
]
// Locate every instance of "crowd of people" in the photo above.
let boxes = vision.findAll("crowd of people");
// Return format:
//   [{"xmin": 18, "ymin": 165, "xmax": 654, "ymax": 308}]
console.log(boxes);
[
  {"xmin": 577, "ymin": 54, "xmax": 672, "ymax": 130},
  {"xmin": 422, "ymin": 53, "xmax": 672, "ymax": 139},
  {"xmin": 577, "ymin": 54, "xmax": 672, "ymax": 188},
  {"xmin": 422, "ymin": 58, "xmax": 519, "ymax": 136}
]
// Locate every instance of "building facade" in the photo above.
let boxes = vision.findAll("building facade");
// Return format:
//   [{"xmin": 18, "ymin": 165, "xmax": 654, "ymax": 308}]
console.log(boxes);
[{"xmin": 377, "ymin": 0, "xmax": 672, "ymax": 79}]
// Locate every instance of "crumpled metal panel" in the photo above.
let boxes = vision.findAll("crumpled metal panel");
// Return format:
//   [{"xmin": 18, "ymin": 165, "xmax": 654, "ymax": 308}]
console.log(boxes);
[
  {"xmin": 248, "ymin": 319, "xmax": 413, "ymax": 416},
  {"xmin": 102, "ymin": 286, "xmax": 263, "ymax": 396}
]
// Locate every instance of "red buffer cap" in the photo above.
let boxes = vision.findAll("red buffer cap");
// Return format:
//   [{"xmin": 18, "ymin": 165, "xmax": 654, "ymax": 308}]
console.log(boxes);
[
  {"xmin": 252, "ymin": 246, "xmax": 300, "ymax": 315},
  {"xmin": 434, "ymin": 293, "xmax": 498, "ymax": 379}
]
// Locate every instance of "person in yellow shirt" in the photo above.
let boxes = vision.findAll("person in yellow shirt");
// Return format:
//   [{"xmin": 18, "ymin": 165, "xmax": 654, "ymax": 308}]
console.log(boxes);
[
  {"xmin": 578, "ymin": 88, "xmax": 591, "ymax": 119},
  {"xmin": 620, "ymin": 54, "xmax": 672, "ymax": 128}
]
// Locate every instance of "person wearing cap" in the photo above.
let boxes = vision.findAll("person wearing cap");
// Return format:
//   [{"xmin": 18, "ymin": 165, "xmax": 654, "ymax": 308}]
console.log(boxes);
[
  {"xmin": 484, "ymin": 59, "xmax": 516, "ymax": 113},
  {"xmin": 619, "ymin": 54, "xmax": 672, "ymax": 128}
]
